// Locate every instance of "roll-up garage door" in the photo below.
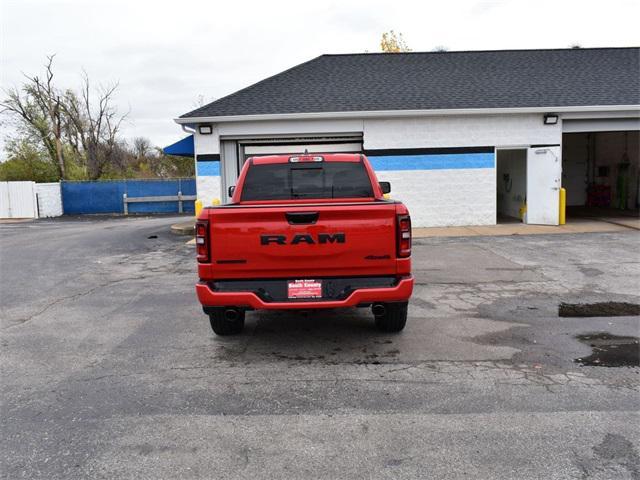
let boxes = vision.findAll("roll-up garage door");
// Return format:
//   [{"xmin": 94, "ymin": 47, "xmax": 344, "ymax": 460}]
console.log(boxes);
[
  {"xmin": 239, "ymin": 136, "xmax": 363, "ymax": 165},
  {"xmin": 563, "ymin": 118, "xmax": 640, "ymax": 133},
  {"xmin": 219, "ymin": 136, "xmax": 363, "ymax": 204}
]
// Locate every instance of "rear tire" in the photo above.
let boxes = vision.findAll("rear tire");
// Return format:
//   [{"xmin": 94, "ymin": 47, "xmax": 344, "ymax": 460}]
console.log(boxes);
[
  {"xmin": 374, "ymin": 302, "xmax": 408, "ymax": 332},
  {"xmin": 208, "ymin": 308, "xmax": 245, "ymax": 335}
]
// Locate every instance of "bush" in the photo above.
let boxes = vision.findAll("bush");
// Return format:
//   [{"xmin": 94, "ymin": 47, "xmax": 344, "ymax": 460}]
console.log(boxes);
[{"xmin": 0, "ymin": 155, "xmax": 59, "ymax": 182}]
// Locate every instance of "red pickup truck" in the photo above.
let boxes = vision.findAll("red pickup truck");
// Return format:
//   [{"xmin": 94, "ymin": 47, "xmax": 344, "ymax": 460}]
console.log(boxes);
[{"xmin": 195, "ymin": 153, "xmax": 413, "ymax": 335}]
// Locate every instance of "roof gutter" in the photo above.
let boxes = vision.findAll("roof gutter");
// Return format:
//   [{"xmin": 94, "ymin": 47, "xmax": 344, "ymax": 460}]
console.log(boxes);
[{"xmin": 174, "ymin": 104, "xmax": 640, "ymax": 125}]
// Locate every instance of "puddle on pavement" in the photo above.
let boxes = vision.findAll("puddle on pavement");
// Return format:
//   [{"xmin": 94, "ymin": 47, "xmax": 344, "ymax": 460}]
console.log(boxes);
[
  {"xmin": 575, "ymin": 333, "xmax": 640, "ymax": 367},
  {"xmin": 559, "ymin": 302, "xmax": 640, "ymax": 318}
]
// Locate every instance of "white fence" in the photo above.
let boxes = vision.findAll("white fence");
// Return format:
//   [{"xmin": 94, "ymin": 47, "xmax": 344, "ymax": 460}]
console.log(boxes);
[
  {"xmin": 0, "ymin": 181, "xmax": 39, "ymax": 219},
  {"xmin": 35, "ymin": 183, "xmax": 63, "ymax": 217},
  {"xmin": 0, "ymin": 181, "xmax": 64, "ymax": 219}
]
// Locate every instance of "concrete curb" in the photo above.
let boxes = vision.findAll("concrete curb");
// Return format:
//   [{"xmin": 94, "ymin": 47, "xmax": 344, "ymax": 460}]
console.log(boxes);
[
  {"xmin": 596, "ymin": 217, "xmax": 640, "ymax": 231},
  {"xmin": 0, "ymin": 218, "xmax": 34, "ymax": 223},
  {"xmin": 170, "ymin": 220, "xmax": 195, "ymax": 236},
  {"xmin": 412, "ymin": 218, "xmax": 638, "ymax": 238}
]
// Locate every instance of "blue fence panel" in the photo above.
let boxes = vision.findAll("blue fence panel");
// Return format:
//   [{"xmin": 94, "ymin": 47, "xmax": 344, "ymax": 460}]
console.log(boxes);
[
  {"xmin": 61, "ymin": 178, "xmax": 196, "ymax": 215},
  {"xmin": 125, "ymin": 179, "xmax": 195, "ymax": 214},
  {"xmin": 61, "ymin": 181, "xmax": 126, "ymax": 214},
  {"xmin": 180, "ymin": 179, "xmax": 197, "ymax": 196},
  {"xmin": 180, "ymin": 179, "xmax": 196, "ymax": 214}
]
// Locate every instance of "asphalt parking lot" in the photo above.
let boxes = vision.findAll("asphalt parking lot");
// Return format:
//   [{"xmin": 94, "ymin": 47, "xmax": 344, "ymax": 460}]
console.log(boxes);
[{"xmin": 1, "ymin": 216, "xmax": 639, "ymax": 479}]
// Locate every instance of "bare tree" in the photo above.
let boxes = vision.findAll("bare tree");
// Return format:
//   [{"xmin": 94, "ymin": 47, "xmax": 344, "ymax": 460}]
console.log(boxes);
[
  {"xmin": 35, "ymin": 56, "xmax": 66, "ymax": 178},
  {"xmin": 2, "ymin": 55, "xmax": 186, "ymax": 181},
  {"xmin": 132, "ymin": 136, "xmax": 152, "ymax": 159},
  {"xmin": 1, "ymin": 55, "xmax": 66, "ymax": 178},
  {"xmin": 62, "ymin": 72, "xmax": 128, "ymax": 179},
  {"xmin": 2, "ymin": 55, "xmax": 128, "ymax": 180}
]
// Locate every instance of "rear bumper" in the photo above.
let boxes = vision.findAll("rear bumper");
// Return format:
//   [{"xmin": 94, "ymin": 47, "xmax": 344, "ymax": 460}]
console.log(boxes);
[{"xmin": 196, "ymin": 276, "xmax": 414, "ymax": 310}]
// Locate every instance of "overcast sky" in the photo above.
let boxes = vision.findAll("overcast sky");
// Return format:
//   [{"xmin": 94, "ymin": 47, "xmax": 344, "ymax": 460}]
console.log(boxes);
[{"xmin": 1, "ymin": 0, "xmax": 639, "ymax": 152}]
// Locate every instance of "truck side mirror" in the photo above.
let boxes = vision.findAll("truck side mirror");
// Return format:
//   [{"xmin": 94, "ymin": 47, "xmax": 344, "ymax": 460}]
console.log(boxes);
[
  {"xmin": 379, "ymin": 181, "xmax": 391, "ymax": 194},
  {"xmin": 228, "ymin": 185, "xmax": 235, "ymax": 197}
]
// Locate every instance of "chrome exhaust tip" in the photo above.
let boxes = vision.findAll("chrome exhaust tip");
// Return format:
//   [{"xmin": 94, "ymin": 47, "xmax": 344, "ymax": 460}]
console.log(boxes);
[{"xmin": 372, "ymin": 304, "xmax": 386, "ymax": 317}]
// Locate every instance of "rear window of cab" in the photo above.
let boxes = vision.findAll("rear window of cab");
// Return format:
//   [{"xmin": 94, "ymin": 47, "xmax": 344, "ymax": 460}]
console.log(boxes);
[{"xmin": 240, "ymin": 161, "xmax": 374, "ymax": 201}]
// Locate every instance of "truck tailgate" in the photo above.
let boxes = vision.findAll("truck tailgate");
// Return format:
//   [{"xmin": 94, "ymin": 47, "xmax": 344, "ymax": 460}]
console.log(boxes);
[{"xmin": 207, "ymin": 202, "xmax": 398, "ymax": 279}]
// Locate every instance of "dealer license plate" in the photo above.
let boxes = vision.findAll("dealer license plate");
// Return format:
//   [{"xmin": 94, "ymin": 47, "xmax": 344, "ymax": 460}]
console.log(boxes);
[{"xmin": 287, "ymin": 279, "xmax": 322, "ymax": 299}]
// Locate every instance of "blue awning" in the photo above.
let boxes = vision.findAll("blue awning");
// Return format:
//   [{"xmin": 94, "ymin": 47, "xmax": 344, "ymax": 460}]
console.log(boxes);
[{"xmin": 163, "ymin": 135, "xmax": 194, "ymax": 157}]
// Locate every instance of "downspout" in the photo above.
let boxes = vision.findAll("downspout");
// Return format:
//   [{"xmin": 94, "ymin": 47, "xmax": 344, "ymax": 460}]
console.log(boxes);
[{"xmin": 182, "ymin": 124, "xmax": 197, "ymax": 186}]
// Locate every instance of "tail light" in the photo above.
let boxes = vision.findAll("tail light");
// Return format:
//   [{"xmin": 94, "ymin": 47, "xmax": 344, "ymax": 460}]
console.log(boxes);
[
  {"xmin": 396, "ymin": 214, "xmax": 411, "ymax": 258},
  {"xmin": 196, "ymin": 220, "xmax": 210, "ymax": 263}
]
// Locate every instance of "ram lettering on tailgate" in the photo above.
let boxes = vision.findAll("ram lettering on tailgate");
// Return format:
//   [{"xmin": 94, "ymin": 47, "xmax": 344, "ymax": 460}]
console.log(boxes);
[{"xmin": 260, "ymin": 233, "xmax": 345, "ymax": 245}]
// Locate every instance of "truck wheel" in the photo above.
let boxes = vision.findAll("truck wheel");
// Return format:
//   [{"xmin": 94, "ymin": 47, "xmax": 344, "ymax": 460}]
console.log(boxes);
[
  {"xmin": 373, "ymin": 302, "xmax": 408, "ymax": 332},
  {"xmin": 208, "ymin": 308, "xmax": 245, "ymax": 335}
]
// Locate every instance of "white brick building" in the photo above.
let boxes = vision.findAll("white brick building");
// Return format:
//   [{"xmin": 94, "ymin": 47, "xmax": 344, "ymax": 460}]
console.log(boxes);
[{"xmin": 169, "ymin": 48, "xmax": 640, "ymax": 227}]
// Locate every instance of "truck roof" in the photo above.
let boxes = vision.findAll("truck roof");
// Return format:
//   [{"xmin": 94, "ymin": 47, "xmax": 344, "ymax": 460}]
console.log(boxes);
[{"xmin": 250, "ymin": 153, "xmax": 363, "ymax": 165}]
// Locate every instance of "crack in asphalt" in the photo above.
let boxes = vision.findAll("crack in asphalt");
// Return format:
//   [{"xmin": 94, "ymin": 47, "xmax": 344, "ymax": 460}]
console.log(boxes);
[
  {"xmin": 2, "ymin": 276, "xmax": 148, "ymax": 330},
  {"xmin": 61, "ymin": 361, "xmax": 640, "ymax": 391}
]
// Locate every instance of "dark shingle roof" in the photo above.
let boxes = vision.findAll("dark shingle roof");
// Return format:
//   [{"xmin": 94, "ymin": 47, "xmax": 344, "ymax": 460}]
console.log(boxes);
[{"xmin": 180, "ymin": 47, "xmax": 640, "ymax": 119}]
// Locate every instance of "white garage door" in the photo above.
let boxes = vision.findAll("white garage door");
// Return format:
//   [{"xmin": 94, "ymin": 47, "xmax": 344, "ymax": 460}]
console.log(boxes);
[
  {"xmin": 563, "ymin": 118, "xmax": 640, "ymax": 133},
  {"xmin": 243, "ymin": 142, "xmax": 363, "ymax": 157},
  {"xmin": 241, "ymin": 138, "xmax": 363, "ymax": 163},
  {"xmin": 219, "ymin": 137, "xmax": 363, "ymax": 203}
]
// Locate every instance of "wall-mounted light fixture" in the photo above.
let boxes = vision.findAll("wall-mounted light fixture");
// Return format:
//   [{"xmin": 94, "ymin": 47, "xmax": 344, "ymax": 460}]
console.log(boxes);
[
  {"xmin": 198, "ymin": 124, "xmax": 213, "ymax": 135},
  {"xmin": 543, "ymin": 114, "xmax": 559, "ymax": 125}
]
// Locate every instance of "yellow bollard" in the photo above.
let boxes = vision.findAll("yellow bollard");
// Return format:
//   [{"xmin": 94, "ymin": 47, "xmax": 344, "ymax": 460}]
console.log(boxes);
[
  {"xmin": 519, "ymin": 203, "xmax": 527, "ymax": 222},
  {"xmin": 559, "ymin": 188, "xmax": 566, "ymax": 225},
  {"xmin": 211, "ymin": 198, "xmax": 221, "ymax": 206},
  {"xmin": 195, "ymin": 199, "xmax": 203, "ymax": 218}
]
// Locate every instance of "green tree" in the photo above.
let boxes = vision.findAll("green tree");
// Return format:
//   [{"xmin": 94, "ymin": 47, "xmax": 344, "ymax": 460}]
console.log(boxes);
[
  {"xmin": 145, "ymin": 147, "xmax": 195, "ymax": 178},
  {"xmin": 0, "ymin": 138, "xmax": 59, "ymax": 182}
]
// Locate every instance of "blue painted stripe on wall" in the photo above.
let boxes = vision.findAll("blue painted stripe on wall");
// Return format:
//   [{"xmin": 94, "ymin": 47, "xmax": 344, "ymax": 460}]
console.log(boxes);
[
  {"xmin": 368, "ymin": 152, "xmax": 494, "ymax": 171},
  {"xmin": 197, "ymin": 160, "xmax": 220, "ymax": 176}
]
